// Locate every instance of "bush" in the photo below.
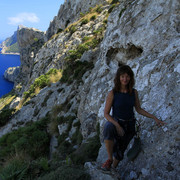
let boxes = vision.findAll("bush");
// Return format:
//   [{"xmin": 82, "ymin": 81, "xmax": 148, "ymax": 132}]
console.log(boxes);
[
  {"xmin": 69, "ymin": 25, "xmax": 77, "ymax": 35},
  {"xmin": 65, "ymin": 44, "xmax": 89, "ymax": 62},
  {"xmin": 111, "ymin": 0, "xmax": 119, "ymax": 4},
  {"xmin": 0, "ymin": 108, "xmax": 15, "ymax": 127},
  {"xmin": 82, "ymin": 36, "xmax": 91, "ymax": 42},
  {"xmin": 80, "ymin": 12, "xmax": 85, "ymax": 17},
  {"xmin": 23, "ymin": 68, "xmax": 61, "ymax": 101},
  {"xmin": 90, "ymin": 15, "xmax": 96, "ymax": 21},
  {"xmin": 0, "ymin": 90, "xmax": 16, "ymax": 111},
  {"xmin": 93, "ymin": 26, "xmax": 106, "ymax": 42},
  {"xmin": 71, "ymin": 128, "xmax": 83, "ymax": 145},
  {"xmin": 0, "ymin": 158, "xmax": 28, "ymax": 180},
  {"xmin": 34, "ymin": 38, "xmax": 38, "ymax": 42},
  {"xmin": 0, "ymin": 117, "xmax": 50, "ymax": 160},
  {"xmin": 80, "ymin": 19, "xmax": 89, "ymax": 26},
  {"xmin": 70, "ymin": 134, "xmax": 101, "ymax": 165},
  {"xmin": 103, "ymin": 19, "xmax": 108, "ymax": 24},
  {"xmin": 108, "ymin": 4, "xmax": 116, "ymax": 13},
  {"xmin": 60, "ymin": 61, "xmax": 94, "ymax": 84},
  {"xmin": 77, "ymin": 44, "xmax": 89, "ymax": 54},
  {"xmin": 37, "ymin": 164, "xmax": 90, "ymax": 180},
  {"xmin": 85, "ymin": 39, "xmax": 99, "ymax": 49},
  {"xmin": 95, "ymin": 5, "xmax": 103, "ymax": 14},
  {"xmin": 57, "ymin": 28, "xmax": 63, "ymax": 34},
  {"xmin": 89, "ymin": 7, "xmax": 93, "ymax": 12}
]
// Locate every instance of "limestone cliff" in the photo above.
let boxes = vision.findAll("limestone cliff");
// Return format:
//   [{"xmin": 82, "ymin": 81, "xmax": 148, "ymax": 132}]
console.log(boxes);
[
  {"xmin": 0, "ymin": 0, "xmax": 179, "ymax": 179},
  {"xmin": 46, "ymin": 0, "xmax": 106, "ymax": 39},
  {"xmin": 15, "ymin": 25, "xmax": 46, "ymax": 94}
]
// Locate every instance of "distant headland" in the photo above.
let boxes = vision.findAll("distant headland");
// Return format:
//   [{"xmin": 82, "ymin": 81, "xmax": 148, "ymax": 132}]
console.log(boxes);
[{"xmin": 0, "ymin": 30, "xmax": 19, "ymax": 55}]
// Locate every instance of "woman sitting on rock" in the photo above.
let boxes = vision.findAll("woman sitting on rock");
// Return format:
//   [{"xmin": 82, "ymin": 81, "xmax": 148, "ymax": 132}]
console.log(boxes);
[{"xmin": 101, "ymin": 64, "xmax": 165, "ymax": 171}]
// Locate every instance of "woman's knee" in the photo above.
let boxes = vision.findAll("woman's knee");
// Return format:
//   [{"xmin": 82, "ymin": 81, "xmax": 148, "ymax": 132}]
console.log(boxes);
[
  {"xmin": 103, "ymin": 121, "xmax": 116, "ymax": 139},
  {"xmin": 104, "ymin": 121, "xmax": 116, "ymax": 131}
]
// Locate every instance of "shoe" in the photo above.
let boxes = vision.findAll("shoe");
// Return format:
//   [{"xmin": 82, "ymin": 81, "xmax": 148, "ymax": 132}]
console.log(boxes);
[{"xmin": 101, "ymin": 159, "xmax": 113, "ymax": 171}]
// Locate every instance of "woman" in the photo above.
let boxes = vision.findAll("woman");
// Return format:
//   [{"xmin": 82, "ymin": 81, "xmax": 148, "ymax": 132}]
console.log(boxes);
[{"xmin": 101, "ymin": 64, "xmax": 165, "ymax": 171}]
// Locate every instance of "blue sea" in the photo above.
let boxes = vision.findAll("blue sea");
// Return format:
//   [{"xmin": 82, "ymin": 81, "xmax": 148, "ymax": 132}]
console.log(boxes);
[{"xmin": 0, "ymin": 47, "xmax": 21, "ymax": 98}]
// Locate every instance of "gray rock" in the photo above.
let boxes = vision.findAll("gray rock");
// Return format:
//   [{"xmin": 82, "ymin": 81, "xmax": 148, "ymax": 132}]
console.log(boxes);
[
  {"xmin": 0, "ymin": 1, "xmax": 179, "ymax": 179},
  {"xmin": 46, "ymin": 0, "xmax": 106, "ymax": 39},
  {"xmin": 4, "ymin": 66, "xmax": 20, "ymax": 82},
  {"xmin": 58, "ymin": 123, "xmax": 68, "ymax": 135},
  {"xmin": 130, "ymin": 171, "xmax": 137, "ymax": 179},
  {"xmin": 49, "ymin": 135, "xmax": 58, "ymax": 159},
  {"xmin": 84, "ymin": 162, "xmax": 120, "ymax": 180}
]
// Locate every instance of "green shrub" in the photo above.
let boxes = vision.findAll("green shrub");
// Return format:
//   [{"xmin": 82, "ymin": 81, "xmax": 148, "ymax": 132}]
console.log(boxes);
[
  {"xmin": 82, "ymin": 36, "xmax": 91, "ymax": 42},
  {"xmin": 0, "ymin": 108, "xmax": 15, "ymax": 127},
  {"xmin": 70, "ymin": 134, "xmax": 101, "ymax": 165},
  {"xmin": 111, "ymin": 0, "xmax": 119, "ymax": 4},
  {"xmin": 61, "ymin": 61, "xmax": 94, "ymax": 84},
  {"xmin": 0, "ymin": 159, "xmax": 28, "ymax": 180},
  {"xmin": 57, "ymin": 28, "xmax": 63, "ymax": 34},
  {"xmin": 80, "ymin": 12, "xmax": 85, "ymax": 17},
  {"xmin": 93, "ymin": 26, "xmax": 106, "ymax": 42},
  {"xmin": 26, "ymin": 158, "xmax": 50, "ymax": 179},
  {"xmin": 85, "ymin": 39, "xmax": 99, "ymax": 49},
  {"xmin": 80, "ymin": 19, "xmax": 89, "ymax": 26},
  {"xmin": 103, "ymin": 19, "xmax": 108, "ymax": 24},
  {"xmin": 90, "ymin": 15, "xmax": 96, "ymax": 21},
  {"xmin": 0, "ymin": 117, "xmax": 50, "ymax": 160},
  {"xmin": 69, "ymin": 25, "xmax": 77, "ymax": 35},
  {"xmin": 34, "ymin": 38, "xmax": 38, "ymax": 42},
  {"xmin": 108, "ymin": 4, "xmax": 116, "ymax": 13},
  {"xmin": 89, "ymin": 7, "xmax": 93, "ymax": 12},
  {"xmin": 65, "ymin": 44, "xmax": 89, "ymax": 62},
  {"xmin": 38, "ymin": 157, "xmax": 49, "ymax": 171},
  {"xmin": 77, "ymin": 44, "xmax": 89, "ymax": 54},
  {"xmin": 55, "ymin": 116, "xmax": 79, "ymax": 159},
  {"xmin": 71, "ymin": 128, "xmax": 83, "ymax": 145},
  {"xmin": 95, "ymin": 5, "xmax": 103, "ymax": 14},
  {"xmin": 0, "ymin": 156, "xmax": 51, "ymax": 180},
  {"xmin": 37, "ymin": 164, "xmax": 90, "ymax": 180},
  {"xmin": 58, "ymin": 141, "xmax": 74, "ymax": 158},
  {"xmin": 23, "ymin": 68, "xmax": 61, "ymax": 100}
]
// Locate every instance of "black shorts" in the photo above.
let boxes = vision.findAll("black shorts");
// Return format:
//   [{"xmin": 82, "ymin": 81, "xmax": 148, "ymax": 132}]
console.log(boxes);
[{"xmin": 103, "ymin": 119, "xmax": 136, "ymax": 160}]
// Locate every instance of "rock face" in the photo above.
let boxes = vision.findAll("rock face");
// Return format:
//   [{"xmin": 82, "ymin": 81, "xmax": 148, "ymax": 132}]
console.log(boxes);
[
  {"xmin": 46, "ymin": 0, "xmax": 106, "ymax": 39},
  {"xmin": 4, "ymin": 66, "xmax": 20, "ymax": 82},
  {"xmin": 0, "ymin": 0, "xmax": 179, "ymax": 179},
  {"xmin": 15, "ymin": 25, "xmax": 46, "ymax": 94}
]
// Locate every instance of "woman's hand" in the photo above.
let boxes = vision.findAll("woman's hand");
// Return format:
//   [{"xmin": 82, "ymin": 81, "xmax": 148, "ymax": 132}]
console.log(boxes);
[
  {"xmin": 116, "ymin": 125, "xmax": 125, "ymax": 136},
  {"xmin": 154, "ymin": 118, "xmax": 166, "ymax": 127}
]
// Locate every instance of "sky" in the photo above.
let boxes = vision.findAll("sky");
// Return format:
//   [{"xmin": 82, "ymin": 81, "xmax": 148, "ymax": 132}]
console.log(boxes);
[{"xmin": 0, "ymin": 0, "xmax": 65, "ymax": 41}]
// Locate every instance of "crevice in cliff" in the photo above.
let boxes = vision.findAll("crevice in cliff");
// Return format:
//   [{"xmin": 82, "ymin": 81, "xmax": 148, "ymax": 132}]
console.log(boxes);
[{"xmin": 106, "ymin": 44, "xmax": 143, "ymax": 65}]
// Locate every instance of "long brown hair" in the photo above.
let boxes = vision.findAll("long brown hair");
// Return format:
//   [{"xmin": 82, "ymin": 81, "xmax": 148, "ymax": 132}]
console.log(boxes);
[{"xmin": 113, "ymin": 64, "xmax": 135, "ymax": 94}]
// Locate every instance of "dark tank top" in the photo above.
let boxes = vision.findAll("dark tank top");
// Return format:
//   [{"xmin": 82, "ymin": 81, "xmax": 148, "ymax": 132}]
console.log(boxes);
[{"xmin": 112, "ymin": 89, "xmax": 135, "ymax": 120}]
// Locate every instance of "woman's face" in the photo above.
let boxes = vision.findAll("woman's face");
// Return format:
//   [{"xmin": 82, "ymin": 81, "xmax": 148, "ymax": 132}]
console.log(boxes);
[{"xmin": 120, "ymin": 73, "xmax": 130, "ymax": 86}]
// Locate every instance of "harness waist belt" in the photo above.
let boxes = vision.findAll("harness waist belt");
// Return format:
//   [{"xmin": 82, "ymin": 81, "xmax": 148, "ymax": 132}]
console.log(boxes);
[{"xmin": 114, "ymin": 116, "xmax": 135, "ymax": 122}]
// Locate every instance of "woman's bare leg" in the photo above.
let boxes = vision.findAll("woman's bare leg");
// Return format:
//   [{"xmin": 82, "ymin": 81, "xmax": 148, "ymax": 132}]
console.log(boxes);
[
  {"xmin": 104, "ymin": 140, "xmax": 114, "ymax": 161},
  {"xmin": 112, "ymin": 158, "xmax": 120, "ymax": 168}
]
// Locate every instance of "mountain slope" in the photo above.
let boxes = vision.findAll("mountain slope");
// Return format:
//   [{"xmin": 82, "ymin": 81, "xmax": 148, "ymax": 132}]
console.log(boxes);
[
  {"xmin": 0, "ymin": 0, "xmax": 179, "ymax": 179},
  {"xmin": 1, "ymin": 31, "xmax": 19, "ymax": 54}
]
